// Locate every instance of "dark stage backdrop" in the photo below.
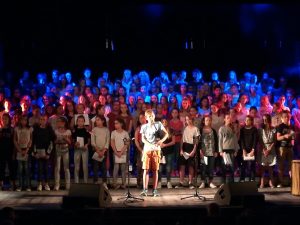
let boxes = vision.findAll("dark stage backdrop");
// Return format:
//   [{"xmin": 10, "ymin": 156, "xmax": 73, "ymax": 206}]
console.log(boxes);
[{"xmin": 1, "ymin": 2, "xmax": 300, "ymax": 86}]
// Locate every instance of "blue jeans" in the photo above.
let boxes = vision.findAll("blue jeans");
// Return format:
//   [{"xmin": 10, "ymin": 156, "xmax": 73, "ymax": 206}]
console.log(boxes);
[
  {"xmin": 159, "ymin": 152, "xmax": 175, "ymax": 182},
  {"xmin": 17, "ymin": 160, "xmax": 30, "ymax": 189},
  {"xmin": 93, "ymin": 156, "xmax": 107, "ymax": 183}
]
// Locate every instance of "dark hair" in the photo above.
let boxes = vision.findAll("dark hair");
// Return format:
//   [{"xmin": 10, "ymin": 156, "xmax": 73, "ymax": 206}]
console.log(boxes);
[
  {"xmin": 246, "ymin": 115, "xmax": 254, "ymax": 122},
  {"xmin": 249, "ymin": 106, "xmax": 257, "ymax": 112},
  {"xmin": 76, "ymin": 115, "xmax": 85, "ymax": 123},
  {"xmin": 58, "ymin": 116, "xmax": 69, "ymax": 129},
  {"xmin": 1, "ymin": 113, "xmax": 11, "ymax": 127},
  {"xmin": 262, "ymin": 114, "xmax": 272, "ymax": 129},
  {"xmin": 115, "ymin": 117, "xmax": 125, "ymax": 128},
  {"xmin": 136, "ymin": 112, "xmax": 145, "ymax": 127},
  {"xmin": 95, "ymin": 115, "xmax": 107, "ymax": 127},
  {"xmin": 18, "ymin": 115, "xmax": 30, "ymax": 128}
]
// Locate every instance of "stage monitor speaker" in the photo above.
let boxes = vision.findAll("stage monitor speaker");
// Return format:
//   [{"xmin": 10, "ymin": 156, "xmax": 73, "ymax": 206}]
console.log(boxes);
[
  {"xmin": 214, "ymin": 181, "xmax": 264, "ymax": 206},
  {"xmin": 62, "ymin": 183, "xmax": 112, "ymax": 208}
]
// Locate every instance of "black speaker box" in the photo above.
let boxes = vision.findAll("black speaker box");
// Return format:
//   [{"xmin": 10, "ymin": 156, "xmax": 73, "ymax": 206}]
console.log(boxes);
[
  {"xmin": 214, "ymin": 182, "xmax": 265, "ymax": 206},
  {"xmin": 62, "ymin": 183, "xmax": 112, "ymax": 208}
]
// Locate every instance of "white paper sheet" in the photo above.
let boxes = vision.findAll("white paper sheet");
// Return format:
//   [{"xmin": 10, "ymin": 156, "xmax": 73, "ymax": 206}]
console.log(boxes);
[
  {"xmin": 223, "ymin": 153, "xmax": 232, "ymax": 165},
  {"xmin": 243, "ymin": 154, "xmax": 255, "ymax": 161},
  {"xmin": 203, "ymin": 156, "xmax": 208, "ymax": 165},
  {"xmin": 92, "ymin": 152, "xmax": 104, "ymax": 162},
  {"xmin": 77, "ymin": 137, "xmax": 84, "ymax": 148},
  {"xmin": 183, "ymin": 152, "xmax": 190, "ymax": 160}
]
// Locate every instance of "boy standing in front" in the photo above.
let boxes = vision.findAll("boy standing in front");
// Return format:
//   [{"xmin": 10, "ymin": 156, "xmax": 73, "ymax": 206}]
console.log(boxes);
[{"xmin": 140, "ymin": 109, "xmax": 168, "ymax": 197}]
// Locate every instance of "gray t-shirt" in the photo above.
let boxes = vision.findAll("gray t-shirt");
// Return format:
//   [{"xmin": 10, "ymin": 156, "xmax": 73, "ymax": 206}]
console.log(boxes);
[{"xmin": 140, "ymin": 121, "xmax": 163, "ymax": 145}]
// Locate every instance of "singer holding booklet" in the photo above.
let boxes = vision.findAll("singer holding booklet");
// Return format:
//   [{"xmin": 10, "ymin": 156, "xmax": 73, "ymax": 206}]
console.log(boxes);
[
  {"xmin": 175, "ymin": 115, "xmax": 200, "ymax": 189},
  {"xmin": 140, "ymin": 109, "xmax": 168, "ymax": 197},
  {"xmin": 219, "ymin": 114, "xmax": 239, "ymax": 184},
  {"xmin": 239, "ymin": 115, "xmax": 258, "ymax": 182}
]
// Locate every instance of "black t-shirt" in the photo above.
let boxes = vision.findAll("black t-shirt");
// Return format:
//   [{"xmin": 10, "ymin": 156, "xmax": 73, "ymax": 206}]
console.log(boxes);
[
  {"xmin": 33, "ymin": 125, "xmax": 55, "ymax": 150},
  {"xmin": 72, "ymin": 127, "xmax": 90, "ymax": 145},
  {"xmin": 161, "ymin": 129, "xmax": 174, "ymax": 155},
  {"xmin": 240, "ymin": 126, "xmax": 258, "ymax": 152},
  {"xmin": 0, "ymin": 127, "xmax": 14, "ymax": 157},
  {"xmin": 277, "ymin": 123, "xmax": 293, "ymax": 147}
]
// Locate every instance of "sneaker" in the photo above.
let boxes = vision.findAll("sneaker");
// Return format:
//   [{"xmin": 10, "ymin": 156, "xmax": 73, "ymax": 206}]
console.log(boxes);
[
  {"xmin": 167, "ymin": 181, "xmax": 173, "ymax": 189},
  {"xmin": 44, "ymin": 184, "xmax": 51, "ymax": 191},
  {"xmin": 140, "ymin": 189, "xmax": 148, "ymax": 196},
  {"xmin": 103, "ymin": 183, "xmax": 108, "ymax": 190},
  {"xmin": 175, "ymin": 182, "xmax": 184, "ymax": 189},
  {"xmin": 199, "ymin": 182, "xmax": 205, "ymax": 189},
  {"xmin": 37, "ymin": 184, "xmax": 42, "ymax": 191},
  {"xmin": 240, "ymin": 179, "xmax": 245, "ymax": 183},
  {"xmin": 277, "ymin": 184, "xmax": 282, "ymax": 188},
  {"xmin": 209, "ymin": 183, "xmax": 217, "ymax": 188},
  {"xmin": 189, "ymin": 183, "xmax": 195, "ymax": 189},
  {"xmin": 157, "ymin": 182, "xmax": 162, "ymax": 189},
  {"xmin": 54, "ymin": 185, "xmax": 60, "ymax": 191},
  {"xmin": 152, "ymin": 189, "xmax": 160, "ymax": 197},
  {"xmin": 16, "ymin": 187, "xmax": 21, "ymax": 192},
  {"xmin": 26, "ymin": 188, "xmax": 31, "ymax": 192}
]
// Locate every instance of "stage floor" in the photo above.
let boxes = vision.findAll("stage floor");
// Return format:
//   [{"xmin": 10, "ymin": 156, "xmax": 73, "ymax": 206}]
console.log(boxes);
[{"xmin": 1, "ymin": 186, "xmax": 299, "ymax": 210}]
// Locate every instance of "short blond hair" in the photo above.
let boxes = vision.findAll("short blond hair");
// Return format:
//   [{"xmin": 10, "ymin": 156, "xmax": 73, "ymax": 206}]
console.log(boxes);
[{"xmin": 145, "ymin": 109, "xmax": 154, "ymax": 116}]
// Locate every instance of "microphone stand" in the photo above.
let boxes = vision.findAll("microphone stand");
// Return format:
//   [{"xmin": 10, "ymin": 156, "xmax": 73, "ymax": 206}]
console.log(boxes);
[
  {"xmin": 117, "ymin": 137, "xmax": 144, "ymax": 203},
  {"xmin": 181, "ymin": 143, "xmax": 206, "ymax": 201}
]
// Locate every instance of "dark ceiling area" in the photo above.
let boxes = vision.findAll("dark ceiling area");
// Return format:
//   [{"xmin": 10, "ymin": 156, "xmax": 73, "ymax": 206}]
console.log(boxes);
[{"xmin": 1, "ymin": 2, "xmax": 300, "ymax": 79}]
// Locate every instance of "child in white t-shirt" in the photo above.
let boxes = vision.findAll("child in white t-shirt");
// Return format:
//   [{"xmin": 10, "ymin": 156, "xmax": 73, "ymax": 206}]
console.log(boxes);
[{"xmin": 111, "ymin": 118, "xmax": 130, "ymax": 189}]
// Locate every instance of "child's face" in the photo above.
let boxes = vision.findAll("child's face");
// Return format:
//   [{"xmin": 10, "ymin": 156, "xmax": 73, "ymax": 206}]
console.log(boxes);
[
  {"xmin": 249, "ymin": 109, "xmax": 257, "ymax": 117},
  {"xmin": 185, "ymin": 116, "xmax": 193, "ymax": 126},
  {"xmin": 211, "ymin": 105, "xmax": 218, "ymax": 114},
  {"xmin": 281, "ymin": 113, "xmax": 290, "ymax": 124},
  {"xmin": 189, "ymin": 108, "xmax": 197, "ymax": 116},
  {"xmin": 245, "ymin": 117, "xmax": 252, "ymax": 126},
  {"xmin": 263, "ymin": 116, "xmax": 269, "ymax": 125},
  {"xmin": 76, "ymin": 105, "xmax": 84, "ymax": 114},
  {"xmin": 20, "ymin": 118, "xmax": 27, "ymax": 126},
  {"xmin": 145, "ymin": 112, "xmax": 155, "ymax": 123},
  {"xmin": 204, "ymin": 117, "xmax": 212, "ymax": 126},
  {"xmin": 181, "ymin": 100, "xmax": 189, "ymax": 110},
  {"xmin": 235, "ymin": 103, "xmax": 242, "ymax": 112},
  {"xmin": 32, "ymin": 108, "xmax": 40, "ymax": 116},
  {"xmin": 120, "ymin": 104, "xmax": 128, "ymax": 113},
  {"xmin": 39, "ymin": 116, "xmax": 47, "ymax": 127},
  {"xmin": 171, "ymin": 109, "xmax": 179, "ymax": 119},
  {"xmin": 162, "ymin": 119, "xmax": 168, "ymax": 127},
  {"xmin": 231, "ymin": 85, "xmax": 238, "ymax": 94},
  {"xmin": 114, "ymin": 120, "xmax": 122, "ymax": 129},
  {"xmin": 77, "ymin": 118, "xmax": 85, "ymax": 127},
  {"xmin": 224, "ymin": 115, "xmax": 232, "ymax": 125},
  {"xmin": 2, "ymin": 115, "xmax": 9, "ymax": 126},
  {"xmin": 57, "ymin": 119, "xmax": 65, "ymax": 128},
  {"xmin": 95, "ymin": 117, "xmax": 104, "ymax": 127}
]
